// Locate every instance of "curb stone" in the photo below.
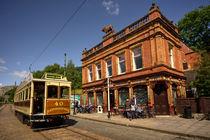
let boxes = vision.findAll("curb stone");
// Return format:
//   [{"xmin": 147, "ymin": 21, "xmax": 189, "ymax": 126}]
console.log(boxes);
[{"xmin": 69, "ymin": 115, "xmax": 210, "ymax": 140}]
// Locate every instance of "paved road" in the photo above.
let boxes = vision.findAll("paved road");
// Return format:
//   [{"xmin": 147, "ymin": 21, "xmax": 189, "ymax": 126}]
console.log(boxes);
[
  {"xmin": 0, "ymin": 104, "xmax": 203, "ymax": 140},
  {"xmin": 0, "ymin": 104, "xmax": 110, "ymax": 140},
  {"xmin": 70, "ymin": 116, "xmax": 202, "ymax": 140}
]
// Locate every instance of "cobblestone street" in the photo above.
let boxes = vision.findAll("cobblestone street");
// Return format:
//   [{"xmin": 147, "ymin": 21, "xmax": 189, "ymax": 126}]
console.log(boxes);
[{"xmin": 0, "ymin": 104, "xmax": 110, "ymax": 140}]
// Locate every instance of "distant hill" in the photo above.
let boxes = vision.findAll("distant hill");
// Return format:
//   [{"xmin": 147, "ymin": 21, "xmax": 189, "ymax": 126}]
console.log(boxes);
[{"xmin": 0, "ymin": 85, "xmax": 16, "ymax": 97}]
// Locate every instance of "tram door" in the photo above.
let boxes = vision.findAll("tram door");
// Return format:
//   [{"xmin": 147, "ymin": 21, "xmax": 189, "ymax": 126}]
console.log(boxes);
[{"xmin": 33, "ymin": 82, "xmax": 45, "ymax": 114}]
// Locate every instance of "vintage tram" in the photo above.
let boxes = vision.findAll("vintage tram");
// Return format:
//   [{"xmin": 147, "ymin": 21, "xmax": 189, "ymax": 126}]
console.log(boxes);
[{"xmin": 14, "ymin": 73, "xmax": 71, "ymax": 127}]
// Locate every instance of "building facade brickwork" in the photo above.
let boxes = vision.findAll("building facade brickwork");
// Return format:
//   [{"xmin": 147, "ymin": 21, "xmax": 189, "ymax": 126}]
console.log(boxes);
[{"xmin": 81, "ymin": 3, "xmax": 196, "ymax": 115}]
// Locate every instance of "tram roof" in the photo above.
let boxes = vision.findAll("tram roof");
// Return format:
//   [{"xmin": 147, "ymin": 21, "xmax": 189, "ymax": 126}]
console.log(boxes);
[{"xmin": 16, "ymin": 73, "xmax": 71, "ymax": 92}]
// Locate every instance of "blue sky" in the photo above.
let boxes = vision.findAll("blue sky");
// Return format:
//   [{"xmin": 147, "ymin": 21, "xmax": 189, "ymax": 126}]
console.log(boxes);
[{"xmin": 0, "ymin": 0, "xmax": 209, "ymax": 87}]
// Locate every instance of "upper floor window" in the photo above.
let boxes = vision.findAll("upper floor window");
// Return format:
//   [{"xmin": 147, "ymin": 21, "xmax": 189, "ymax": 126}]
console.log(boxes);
[
  {"xmin": 169, "ymin": 44, "xmax": 174, "ymax": 68},
  {"xmin": 132, "ymin": 47, "xmax": 142, "ymax": 70},
  {"xmin": 183, "ymin": 61, "xmax": 188, "ymax": 70},
  {"xmin": 88, "ymin": 66, "xmax": 93, "ymax": 82},
  {"xmin": 118, "ymin": 54, "xmax": 126, "ymax": 74},
  {"xmin": 96, "ymin": 63, "xmax": 101, "ymax": 80},
  {"xmin": 106, "ymin": 59, "xmax": 112, "ymax": 77}
]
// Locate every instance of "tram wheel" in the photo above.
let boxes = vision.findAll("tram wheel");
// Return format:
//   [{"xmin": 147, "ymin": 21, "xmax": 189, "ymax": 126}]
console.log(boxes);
[
  {"xmin": 29, "ymin": 122, "xmax": 34, "ymax": 128},
  {"xmin": 26, "ymin": 120, "xmax": 31, "ymax": 126}
]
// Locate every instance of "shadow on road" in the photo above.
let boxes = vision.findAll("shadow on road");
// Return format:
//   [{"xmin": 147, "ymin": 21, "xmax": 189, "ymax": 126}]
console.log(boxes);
[{"xmin": 32, "ymin": 119, "xmax": 78, "ymax": 132}]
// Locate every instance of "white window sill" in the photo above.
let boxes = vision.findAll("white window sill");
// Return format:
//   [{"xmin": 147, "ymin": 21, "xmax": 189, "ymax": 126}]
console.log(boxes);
[
  {"xmin": 133, "ymin": 68, "xmax": 142, "ymax": 71},
  {"xmin": 118, "ymin": 72, "xmax": 126, "ymax": 75}
]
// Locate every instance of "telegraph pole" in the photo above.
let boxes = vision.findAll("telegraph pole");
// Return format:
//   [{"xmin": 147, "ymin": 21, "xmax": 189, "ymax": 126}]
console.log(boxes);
[
  {"xmin": 64, "ymin": 53, "xmax": 66, "ymax": 77},
  {"xmin": 107, "ymin": 77, "xmax": 110, "ymax": 119},
  {"xmin": 73, "ymin": 80, "xmax": 76, "ymax": 115}
]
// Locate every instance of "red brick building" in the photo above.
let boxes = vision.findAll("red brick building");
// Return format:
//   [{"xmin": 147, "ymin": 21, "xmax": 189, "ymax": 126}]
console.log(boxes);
[{"xmin": 81, "ymin": 3, "xmax": 196, "ymax": 115}]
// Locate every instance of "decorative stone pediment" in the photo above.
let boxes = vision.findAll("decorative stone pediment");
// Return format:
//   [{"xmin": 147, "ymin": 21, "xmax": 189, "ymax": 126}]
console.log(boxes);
[{"xmin": 102, "ymin": 25, "xmax": 115, "ymax": 40}]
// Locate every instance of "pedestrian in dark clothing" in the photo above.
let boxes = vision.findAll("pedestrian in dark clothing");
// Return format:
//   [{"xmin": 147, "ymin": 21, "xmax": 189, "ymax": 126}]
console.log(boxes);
[
  {"xmin": 130, "ymin": 95, "xmax": 137, "ymax": 120},
  {"xmin": 75, "ymin": 101, "xmax": 79, "ymax": 113},
  {"xmin": 124, "ymin": 99, "xmax": 131, "ymax": 119}
]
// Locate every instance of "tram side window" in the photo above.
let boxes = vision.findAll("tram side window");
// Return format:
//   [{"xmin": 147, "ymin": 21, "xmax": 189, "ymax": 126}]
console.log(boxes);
[
  {"xmin": 48, "ymin": 86, "xmax": 58, "ymax": 98},
  {"xmin": 23, "ymin": 91, "xmax": 25, "ymax": 101},
  {"xmin": 29, "ymin": 87, "xmax": 31, "ymax": 99},
  {"xmin": 61, "ymin": 86, "xmax": 69, "ymax": 98},
  {"xmin": 26, "ymin": 89, "xmax": 28, "ymax": 100}
]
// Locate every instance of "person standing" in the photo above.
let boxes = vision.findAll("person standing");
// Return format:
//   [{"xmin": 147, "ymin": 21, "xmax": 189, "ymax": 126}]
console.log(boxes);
[
  {"xmin": 124, "ymin": 99, "xmax": 131, "ymax": 119},
  {"xmin": 130, "ymin": 95, "xmax": 136, "ymax": 120}
]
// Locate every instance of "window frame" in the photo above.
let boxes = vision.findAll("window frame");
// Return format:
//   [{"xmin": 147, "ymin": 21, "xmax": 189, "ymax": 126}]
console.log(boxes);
[
  {"xmin": 60, "ymin": 86, "xmax": 70, "ymax": 99},
  {"xmin": 47, "ymin": 85, "xmax": 58, "ymax": 98},
  {"xmin": 106, "ymin": 59, "xmax": 112, "ymax": 77},
  {"xmin": 96, "ymin": 63, "xmax": 101, "ymax": 80},
  {"xmin": 132, "ymin": 47, "xmax": 143, "ymax": 71},
  {"xmin": 118, "ymin": 53, "xmax": 126, "ymax": 75},
  {"xmin": 96, "ymin": 91, "xmax": 103, "ymax": 105},
  {"xmin": 88, "ymin": 66, "xmax": 93, "ymax": 82},
  {"xmin": 169, "ymin": 44, "xmax": 174, "ymax": 68}
]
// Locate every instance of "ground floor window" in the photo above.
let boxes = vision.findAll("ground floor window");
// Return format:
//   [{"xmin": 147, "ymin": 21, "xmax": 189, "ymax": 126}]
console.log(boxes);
[
  {"xmin": 84, "ymin": 94, "xmax": 87, "ymax": 105},
  {"xmin": 133, "ymin": 85, "xmax": 147, "ymax": 105},
  {"xmin": 118, "ymin": 87, "xmax": 129, "ymax": 106},
  {"xmin": 97, "ymin": 91, "xmax": 103, "ymax": 105},
  {"xmin": 172, "ymin": 84, "xmax": 177, "ymax": 105},
  {"xmin": 88, "ymin": 92, "xmax": 94, "ymax": 105}
]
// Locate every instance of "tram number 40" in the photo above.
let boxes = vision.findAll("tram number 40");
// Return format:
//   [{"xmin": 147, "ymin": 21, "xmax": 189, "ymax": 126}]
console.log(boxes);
[{"xmin": 55, "ymin": 101, "xmax": 64, "ymax": 106}]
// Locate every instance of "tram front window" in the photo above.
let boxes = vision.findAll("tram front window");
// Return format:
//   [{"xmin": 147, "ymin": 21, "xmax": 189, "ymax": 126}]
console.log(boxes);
[
  {"xmin": 61, "ymin": 86, "xmax": 69, "ymax": 98},
  {"xmin": 48, "ymin": 86, "xmax": 58, "ymax": 98}
]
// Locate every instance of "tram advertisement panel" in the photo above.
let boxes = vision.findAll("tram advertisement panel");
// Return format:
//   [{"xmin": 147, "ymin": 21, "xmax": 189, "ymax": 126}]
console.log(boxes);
[{"xmin": 46, "ymin": 100, "xmax": 70, "ymax": 115}]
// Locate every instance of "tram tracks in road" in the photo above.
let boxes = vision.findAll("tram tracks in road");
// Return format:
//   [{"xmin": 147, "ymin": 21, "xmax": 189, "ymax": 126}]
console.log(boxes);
[
  {"xmin": 31, "ymin": 124, "xmax": 70, "ymax": 132},
  {"xmin": 32, "ymin": 123, "xmax": 111, "ymax": 140}
]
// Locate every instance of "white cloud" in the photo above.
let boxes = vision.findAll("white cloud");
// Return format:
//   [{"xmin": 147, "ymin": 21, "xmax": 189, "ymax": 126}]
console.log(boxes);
[
  {"xmin": 16, "ymin": 61, "xmax": 21, "ymax": 66},
  {"xmin": 0, "ymin": 82, "xmax": 2, "ymax": 87},
  {"xmin": 102, "ymin": 0, "xmax": 120, "ymax": 15},
  {"xmin": 0, "ymin": 66, "xmax": 8, "ymax": 71},
  {"xmin": 10, "ymin": 70, "xmax": 29, "ymax": 78},
  {"xmin": 0, "ymin": 58, "xmax": 6, "ymax": 64}
]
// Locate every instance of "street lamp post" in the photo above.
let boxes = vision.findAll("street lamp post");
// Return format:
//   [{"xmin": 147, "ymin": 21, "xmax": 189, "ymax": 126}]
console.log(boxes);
[
  {"xmin": 107, "ymin": 77, "xmax": 110, "ymax": 119},
  {"xmin": 73, "ymin": 81, "xmax": 76, "ymax": 115}
]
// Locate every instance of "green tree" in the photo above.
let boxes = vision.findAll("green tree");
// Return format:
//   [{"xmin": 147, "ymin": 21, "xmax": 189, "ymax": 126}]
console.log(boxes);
[
  {"xmin": 5, "ymin": 87, "xmax": 17, "ymax": 102},
  {"xmin": 178, "ymin": 5, "xmax": 210, "ymax": 52},
  {"xmin": 33, "ymin": 63, "xmax": 64, "ymax": 78},
  {"xmin": 33, "ymin": 70, "xmax": 44, "ymax": 78},
  {"xmin": 66, "ymin": 60, "xmax": 82, "ymax": 89},
  {"xmin": 193, "ymin": 52, "xmax": 210, "ymax": 97},
  {"xmin": 32, "ymin": 60, "xmax": 82, "ymax": 90},
  {"xmin": 44, "ymin": 63, "xmax": 64, "ymax": 74}
]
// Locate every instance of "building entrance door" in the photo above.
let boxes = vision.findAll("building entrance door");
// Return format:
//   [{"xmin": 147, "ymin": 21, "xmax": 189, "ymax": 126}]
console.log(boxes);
[{"xmin": 153, "ymin": 84, "xmax": 169, "ymax": 115}]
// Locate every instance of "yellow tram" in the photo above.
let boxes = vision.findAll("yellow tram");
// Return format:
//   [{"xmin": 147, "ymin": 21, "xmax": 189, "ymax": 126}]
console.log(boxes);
[{"xmin": 14, "ymin": 73, "xmax": 71, "ymax": 127}]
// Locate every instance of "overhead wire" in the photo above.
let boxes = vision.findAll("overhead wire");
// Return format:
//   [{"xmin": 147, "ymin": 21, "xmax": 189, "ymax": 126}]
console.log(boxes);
[{"xmin": 29, "ymin": 0, "xmax": 87, "ymax": 72}]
